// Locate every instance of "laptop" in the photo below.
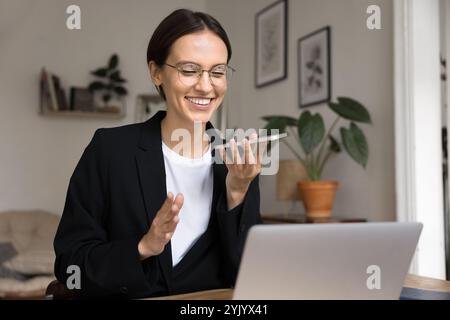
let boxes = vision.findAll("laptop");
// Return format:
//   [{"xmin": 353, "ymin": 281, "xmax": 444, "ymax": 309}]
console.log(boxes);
[{"xmin": 233, "ymin": 222, "xmax": 422, "ymax": 300}]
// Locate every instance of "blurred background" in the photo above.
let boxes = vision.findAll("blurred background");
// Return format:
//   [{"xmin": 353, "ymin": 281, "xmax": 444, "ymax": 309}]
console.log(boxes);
[{"xmin": 0, "ymin": 0, "xmax": 448, "ymax": 298}]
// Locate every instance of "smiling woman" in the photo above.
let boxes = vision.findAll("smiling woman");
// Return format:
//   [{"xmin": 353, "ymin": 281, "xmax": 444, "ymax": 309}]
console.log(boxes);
[
  {"xmin": 147, "ymin": 13, "xmax": 232, "ymax": 142},
  {"xmin": 53, "ymin": 9, "xmax": 263, "ymax": 299},
  {"xmin": 149, "ymin": 31, "xmax": 228, "ymax": 129}
]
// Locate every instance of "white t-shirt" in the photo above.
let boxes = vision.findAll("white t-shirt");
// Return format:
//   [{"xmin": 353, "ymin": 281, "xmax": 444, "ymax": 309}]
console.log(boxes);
[{"xmin": 162, "ymin": 142, "xmax": 214, "ymax": 267}]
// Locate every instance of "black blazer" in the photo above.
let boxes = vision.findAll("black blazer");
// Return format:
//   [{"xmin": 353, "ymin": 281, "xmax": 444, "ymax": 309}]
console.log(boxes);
[{"xmin": 53, "ymin": 111, "xmax": 262, "ymax": 298}]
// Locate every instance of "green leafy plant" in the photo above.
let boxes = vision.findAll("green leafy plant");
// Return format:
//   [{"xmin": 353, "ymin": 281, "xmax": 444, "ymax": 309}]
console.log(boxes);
[
  {"xmin": 262, "ymin": 97, "xmax": 371, "ymax": 181},
  {"xmin": 88, "ymin": 54, "xmax": 128, "ymax": 105}
]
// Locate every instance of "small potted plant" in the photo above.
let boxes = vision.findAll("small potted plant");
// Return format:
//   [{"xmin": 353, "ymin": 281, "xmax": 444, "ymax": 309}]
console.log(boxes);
[
  {"xmin": 262, "ymin": 97, "xmax": 371, "ymax": 219},
  {"xmin": 88, "ymin": 53, "xmax": 128, "ymax": 113}
]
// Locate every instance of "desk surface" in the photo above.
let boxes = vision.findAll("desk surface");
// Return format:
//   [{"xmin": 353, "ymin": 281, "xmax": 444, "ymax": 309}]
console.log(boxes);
[
  {"xmin": 147, "ymin": 274, "xmax": 450, "ymax": 300},
  {"xmin": 262, "ymin": 214, "xmax": 367, "ymax": 224}
]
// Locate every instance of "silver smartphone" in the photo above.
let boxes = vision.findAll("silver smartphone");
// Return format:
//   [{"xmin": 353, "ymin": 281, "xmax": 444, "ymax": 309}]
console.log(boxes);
[{"xmin": 213, "ymin": 133, "xmax": 288, "ymax": 149}]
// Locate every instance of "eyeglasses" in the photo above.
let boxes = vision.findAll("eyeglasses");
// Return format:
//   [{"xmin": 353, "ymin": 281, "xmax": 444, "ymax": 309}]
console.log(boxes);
[{"xmin": 164, "ymin": 62, "xmax": 235, "ymax": 88}]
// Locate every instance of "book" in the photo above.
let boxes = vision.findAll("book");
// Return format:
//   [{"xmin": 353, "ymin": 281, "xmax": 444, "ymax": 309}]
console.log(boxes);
[
  {"xmin": 47, "ymin": 71, "xmax": 59, "ymax": 111},
  {"xmin": 52, "ymin": 75, "xmax": 69, "ymax": 111},
  {"xmin": 70, "ymin": 87, "xmax": 94, "ymax": 111},
  {"xmin": 39, "ymin": 68, "xmax": 50, "ymax": 113},
  {"xmin": 57, "ymin": 88, "xmax": 69, "ymax": 111},
  {"xmin": 40, "ymin": 68, "xmax": 71, "ymax": 112},
  {"xmin": 40, "ymin": 68, "xmax": 58, "ymax": 111}
]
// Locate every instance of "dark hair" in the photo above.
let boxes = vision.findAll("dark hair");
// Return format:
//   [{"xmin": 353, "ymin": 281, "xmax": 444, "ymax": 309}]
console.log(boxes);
[{"xmin": 146, "ymin": 9, "xmax": 232, "ymax": 100}]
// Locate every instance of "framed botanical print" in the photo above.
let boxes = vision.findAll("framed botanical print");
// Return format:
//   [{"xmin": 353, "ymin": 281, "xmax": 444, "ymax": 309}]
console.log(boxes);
[
  {"xmin": 298, "ymin": 26, "xmax": 331, "ymax": 108},
  {"xmin": 255, "ymin": 0, "xmax": 288, "ymax": 88},
  {"xmin": 135, "ymin": 94, "xmax": 165, "ymax": 123}
]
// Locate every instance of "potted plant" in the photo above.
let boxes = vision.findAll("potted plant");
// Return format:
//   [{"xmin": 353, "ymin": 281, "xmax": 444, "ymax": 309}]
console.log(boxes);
[
  {"xmin": 262, "ymin": 97, "xmax": 371, "ymax": 219},
  {"xmin": 88, "ymin": 53, "xmax": 128, "ymax": 113}
]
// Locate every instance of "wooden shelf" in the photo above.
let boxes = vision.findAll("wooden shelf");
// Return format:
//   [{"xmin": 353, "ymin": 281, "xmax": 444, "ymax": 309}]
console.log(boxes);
[{"xmin": 40, "ymin": 110, "xmax": 125, "ymax": 119}]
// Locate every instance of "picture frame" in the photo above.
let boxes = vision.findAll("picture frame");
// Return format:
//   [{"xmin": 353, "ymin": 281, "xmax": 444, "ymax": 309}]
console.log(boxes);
[
  {"xmin": 255, "ymin": 0, "xmax": 288, "ymax": 88},
  {"xmin": 298, "ymin": 26, "xmax": 331, "ymax": 108},
  {"xmin": 135, "ymin": 94, "xmax": 165, "ymax": 123},
  {"xmin": 70, "ymin": 87, "xmax": 94, "ymax": 111}
]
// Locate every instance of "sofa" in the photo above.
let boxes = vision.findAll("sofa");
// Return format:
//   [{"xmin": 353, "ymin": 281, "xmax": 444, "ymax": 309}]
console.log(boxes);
[{"xmin": 0, "ymin": 209, "xmax": 59, "ymax": 299}]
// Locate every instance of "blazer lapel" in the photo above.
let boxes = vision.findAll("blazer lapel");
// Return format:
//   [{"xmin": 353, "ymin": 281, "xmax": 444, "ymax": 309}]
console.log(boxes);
[
  {"xmin": 135, "ymin": 111, "xmax": 173, "ymax": 292},
  {"xmin": 134, "ymin": 111, "xmax": 223, "ymax": 293}
]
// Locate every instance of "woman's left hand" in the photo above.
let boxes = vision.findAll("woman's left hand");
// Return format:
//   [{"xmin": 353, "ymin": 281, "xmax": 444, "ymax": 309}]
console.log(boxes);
[{"xmin": 220, "ymin": 133, "xmax": 265, "ymax": 210}]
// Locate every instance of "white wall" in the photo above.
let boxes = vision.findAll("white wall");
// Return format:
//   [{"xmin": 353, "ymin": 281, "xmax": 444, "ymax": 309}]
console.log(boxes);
[
  {"xmin": 0, "ymin": 0, "xmax": 396, "ymax": 222},
  {"xmin": 0, "ymin": 0, "xmax": 206, "ymax": 215},
  {"xmin": 207, "ymin": 0, "xmax": 395, "ymax": 221}
]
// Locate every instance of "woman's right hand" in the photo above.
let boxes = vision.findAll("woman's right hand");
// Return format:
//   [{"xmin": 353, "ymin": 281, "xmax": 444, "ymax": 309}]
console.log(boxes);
[{"xmin": 138, "ymin": 192, "xmax": 184, "ymax": 260}]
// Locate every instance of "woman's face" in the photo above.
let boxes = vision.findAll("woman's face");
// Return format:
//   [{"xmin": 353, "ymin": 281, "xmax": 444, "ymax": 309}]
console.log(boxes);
[{"xmin": 151, "ymin": 30, "xmax": 229, "ymax": 125}]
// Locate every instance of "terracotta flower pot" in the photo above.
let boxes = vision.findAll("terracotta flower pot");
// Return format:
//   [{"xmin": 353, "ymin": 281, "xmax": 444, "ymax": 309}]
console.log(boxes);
[{"xmin": 297, "ymin": 180, "xmax": 338, "ymax": 219}]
